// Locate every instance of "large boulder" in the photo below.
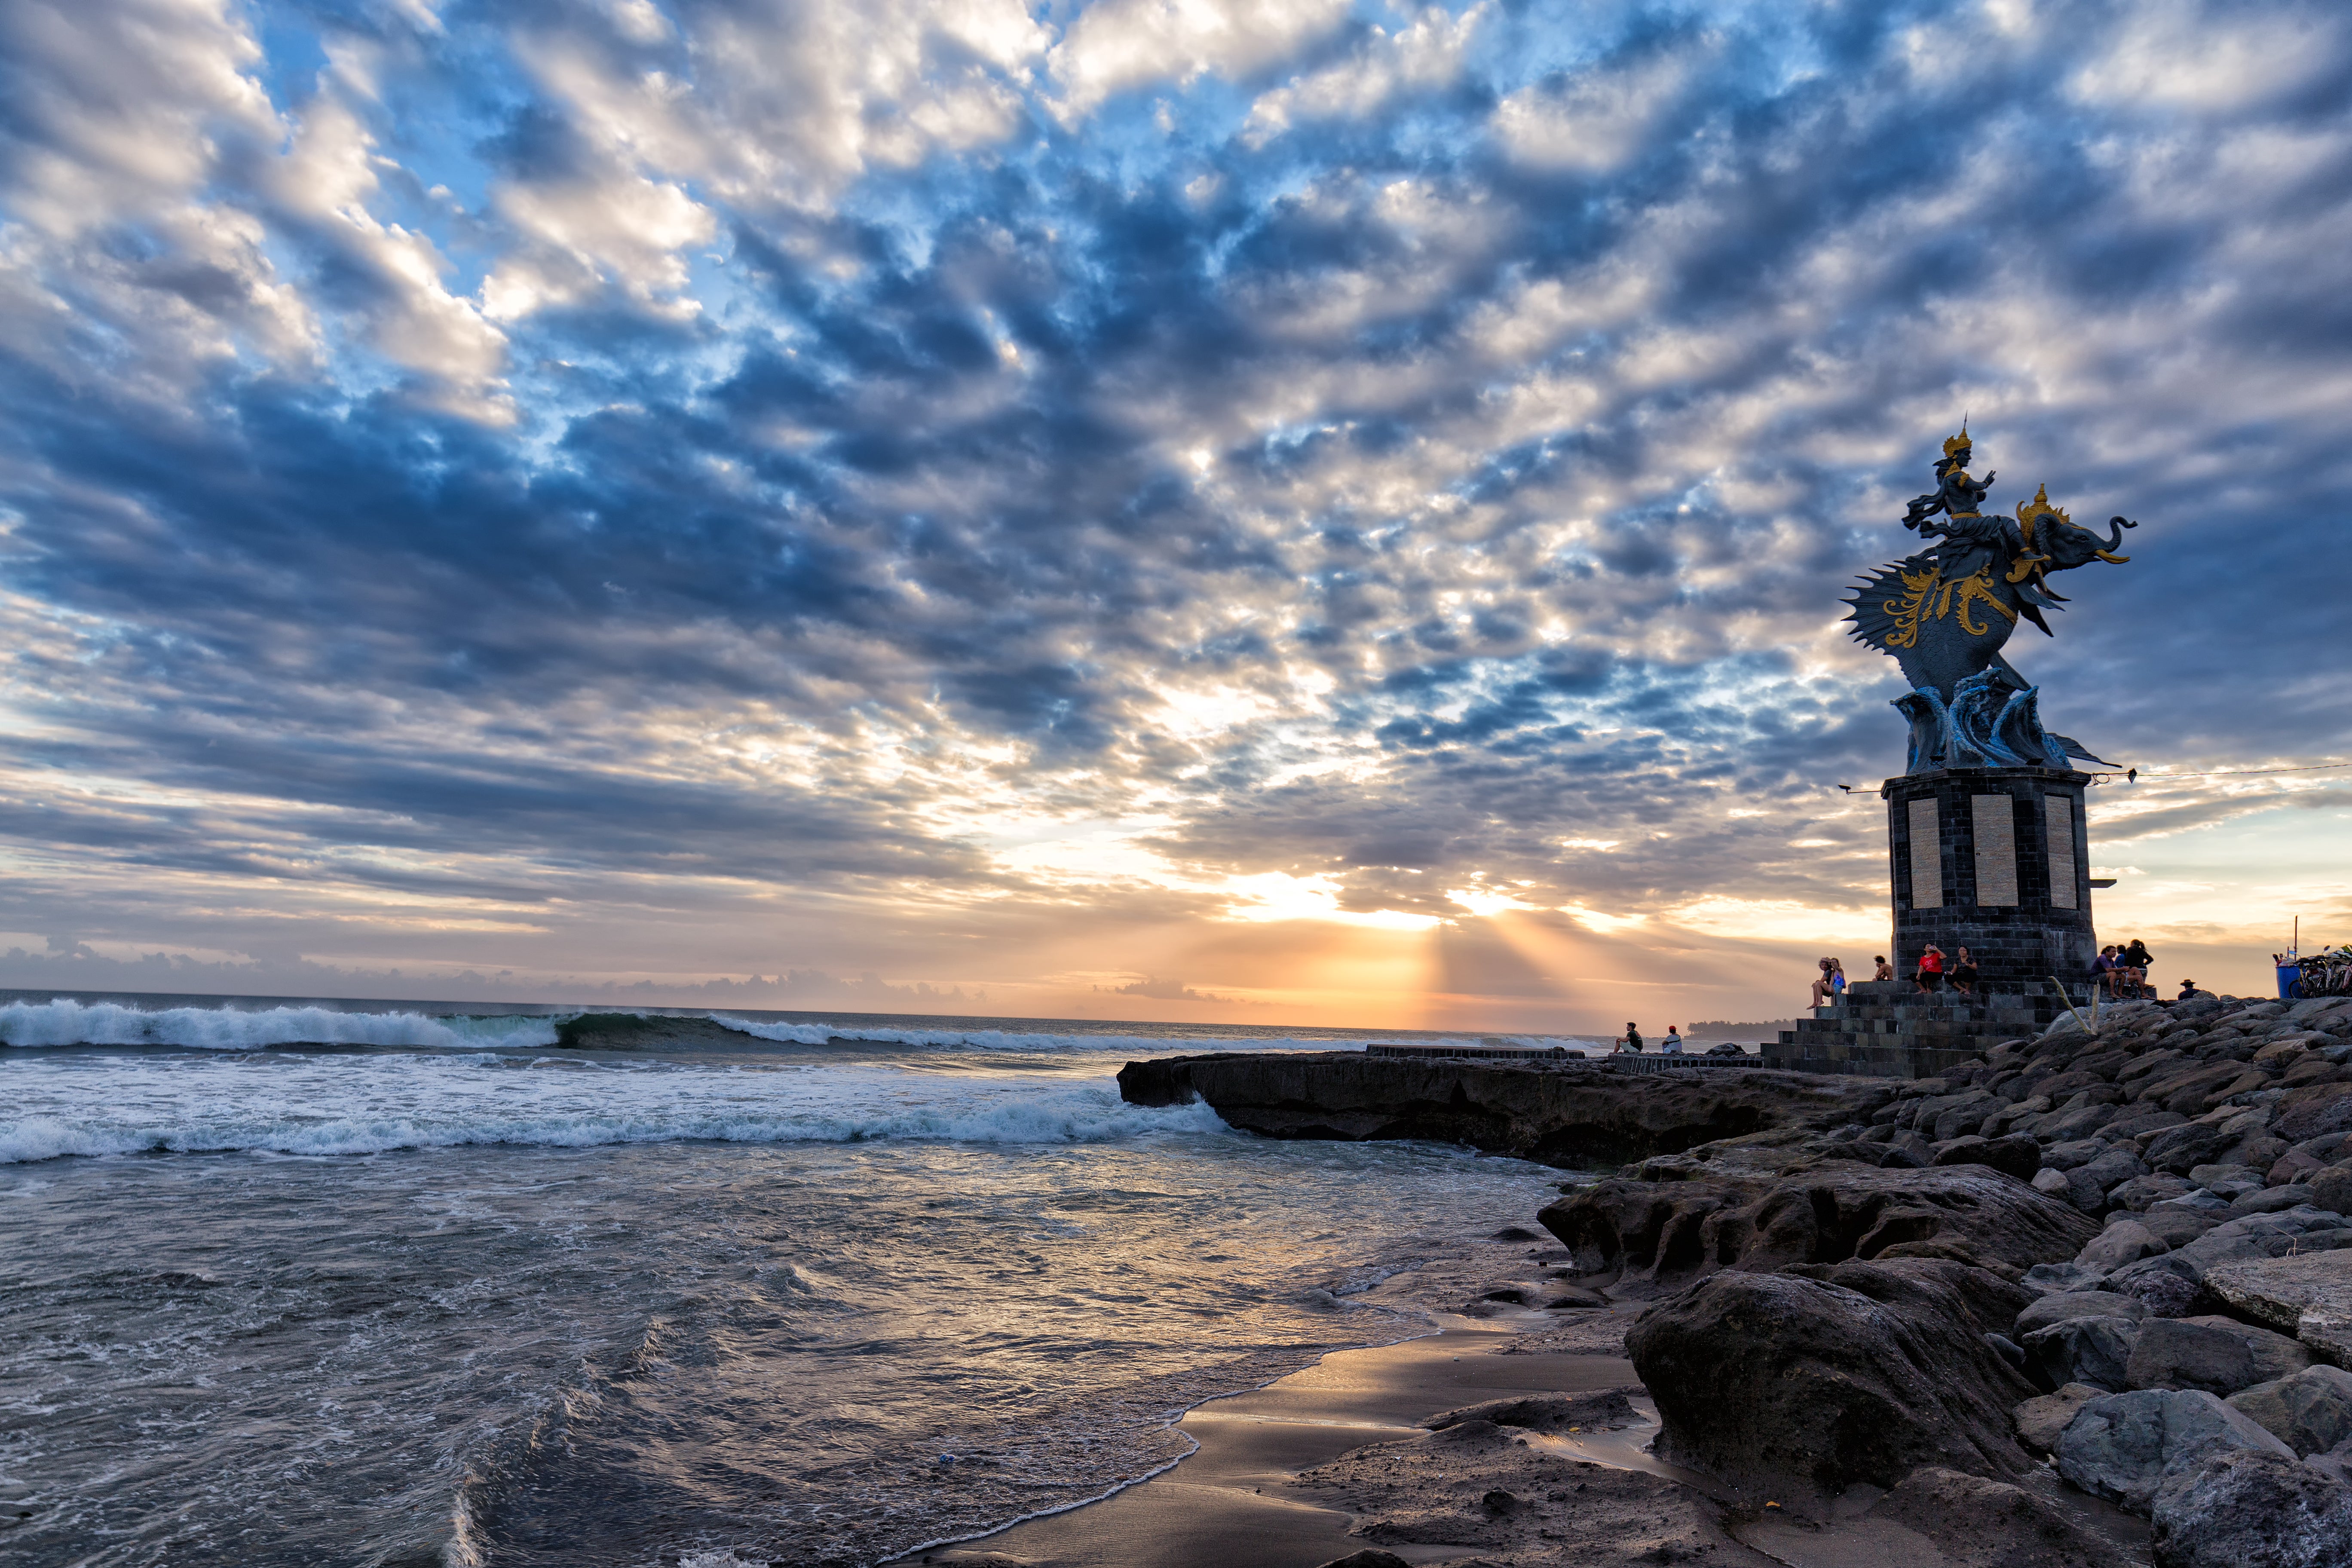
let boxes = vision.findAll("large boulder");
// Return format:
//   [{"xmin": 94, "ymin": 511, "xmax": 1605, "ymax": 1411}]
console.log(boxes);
[
  {"xmin": 1542, "ymin": 1165, "xmax": 2099, "ymax": 1296},
  {"xmin": 2177, "ymin": 1315, "xmax": 2315, "ymax": 1383},
  {"xmin": 2125, "ymin": 1318, "xmax": 2261, "ymax": 1396},
  {"xmin": 2226, "ymin": 1366, "xmax": 2352, "ymax": 1455},
  {"xmin": 1625, "ymin": 1259, "xmax": 2035, "ymax": 1512},
  {"xmin": 2149, "ymin": 1447, "xmax": 2352, "ymax": 1568},
  {"xmin": 2205, "ymin": 1252, "xmax": 2352, "ymax": 1367},
  {"xmin": 2055, "ymin": 1387, "xmax": 2295, "ymax": 1514}
]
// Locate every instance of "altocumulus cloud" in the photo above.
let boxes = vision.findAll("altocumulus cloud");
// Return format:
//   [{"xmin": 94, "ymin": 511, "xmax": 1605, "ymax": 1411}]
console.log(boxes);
[{"xmin": 0, "ymin": 0, "xmax": 2347, "ymax": 1020}]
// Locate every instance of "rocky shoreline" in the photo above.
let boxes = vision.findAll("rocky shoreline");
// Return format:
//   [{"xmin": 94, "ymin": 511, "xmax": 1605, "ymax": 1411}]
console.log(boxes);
[{"xmin": 1112, "ymin": 993, "xmax": 2352, "ymax": 1566}]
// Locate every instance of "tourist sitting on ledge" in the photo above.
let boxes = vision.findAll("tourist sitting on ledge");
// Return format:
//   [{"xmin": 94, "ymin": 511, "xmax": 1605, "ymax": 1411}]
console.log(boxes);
[
  {"xmin": 1617, "ymin": 1022, "xmax": 1643, "ymax": 1053},
  {"xmin": 1829, "ymin": 957, "xmax": 1847, "ymax": 998},
  {"xmin": 1662, "ymin": 1025, "xmax": 1683, "ymax": 1054},
  {"xmin": 1809, "ymin": 957, "xmax": 1836, "ymax": 1006},
  {"xmin": 1914, "ymin": 943, "xmax": 1944, "ymax": 993},
  {"xmin": 1872, "ymin": 955, "xmax": 1893, "ymax": 982},
  {"xmin": 2177, "ymin": 978, "xmax": 2214, "ymax": 1001},
  {"xmin": 1948, "ymin": 946, "xmax": 1978, "ymax": 996},
  {"xmin": 2122, "ymin": 937, "xmax": 2155, "ymax": 999}
]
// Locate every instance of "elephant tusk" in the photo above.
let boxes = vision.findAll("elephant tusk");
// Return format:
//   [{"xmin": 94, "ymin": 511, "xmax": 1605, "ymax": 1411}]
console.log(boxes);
[{"xmin": 2094, "ymin": 551, "xmax": 2131, "ymax": 564}]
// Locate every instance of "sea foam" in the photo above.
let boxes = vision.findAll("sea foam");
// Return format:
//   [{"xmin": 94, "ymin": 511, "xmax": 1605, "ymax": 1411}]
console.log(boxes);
[{"xmin": 0, "ymin": 1000, "xmax": 560, "ymax": 1050}]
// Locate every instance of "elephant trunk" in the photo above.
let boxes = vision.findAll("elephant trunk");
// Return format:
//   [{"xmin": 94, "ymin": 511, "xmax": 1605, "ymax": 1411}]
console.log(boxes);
[{"xmin": 2094, "ymin": 514, "xmax": 2135, "ymax": 562}]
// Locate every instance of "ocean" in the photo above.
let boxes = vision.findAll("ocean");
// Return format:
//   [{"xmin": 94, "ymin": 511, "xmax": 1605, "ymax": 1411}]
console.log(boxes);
[{"xmin": 0, "ymin": 995, "xmax": 1583, "ymax": 1567}]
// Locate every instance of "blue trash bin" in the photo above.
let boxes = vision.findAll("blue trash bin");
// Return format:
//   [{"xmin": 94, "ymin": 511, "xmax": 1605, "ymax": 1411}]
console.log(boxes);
[{"xmin": 2278, "ymin": 965, "xmax": 2303, "ymax": 999}]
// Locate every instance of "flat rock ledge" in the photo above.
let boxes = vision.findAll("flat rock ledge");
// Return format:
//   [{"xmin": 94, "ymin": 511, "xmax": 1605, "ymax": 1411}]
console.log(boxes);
[
  {"xmin": 2206, "ymin": 1253, "xmax": 2352, "ymax": 1368},
  {"xmin": 1117, "ymin": 1051, "xmax": 1873, "ymax": 1166}
]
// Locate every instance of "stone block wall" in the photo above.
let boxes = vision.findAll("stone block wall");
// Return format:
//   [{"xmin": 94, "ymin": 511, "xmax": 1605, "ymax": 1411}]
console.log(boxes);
[{"xmin": 1884, "ymin": 765, "xmax": 2099, "ymax": 994}]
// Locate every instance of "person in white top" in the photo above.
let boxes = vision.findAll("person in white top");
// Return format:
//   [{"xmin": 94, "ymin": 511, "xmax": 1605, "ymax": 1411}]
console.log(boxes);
[{"xmin": 1662, "ymin": 1026, "xmax": 1683, "ymax": 1054}]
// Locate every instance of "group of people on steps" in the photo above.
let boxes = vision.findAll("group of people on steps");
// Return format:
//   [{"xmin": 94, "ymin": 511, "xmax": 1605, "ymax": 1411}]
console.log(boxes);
[{"xmin": 1804, "ymin": 936, "xmax": 2170, "ymax": 1004}]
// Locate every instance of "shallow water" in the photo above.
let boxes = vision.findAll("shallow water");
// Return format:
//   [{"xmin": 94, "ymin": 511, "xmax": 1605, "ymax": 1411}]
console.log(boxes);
[{"xmin": 1, "ymin": 1003, "xmax": 1566, "ymax": 1566}]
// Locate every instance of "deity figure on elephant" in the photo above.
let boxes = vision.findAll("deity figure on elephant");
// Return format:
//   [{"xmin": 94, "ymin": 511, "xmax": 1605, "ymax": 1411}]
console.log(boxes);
[{"xmin": 1845, "ymin": 431, "xmax": 2139, "ymax": 774}]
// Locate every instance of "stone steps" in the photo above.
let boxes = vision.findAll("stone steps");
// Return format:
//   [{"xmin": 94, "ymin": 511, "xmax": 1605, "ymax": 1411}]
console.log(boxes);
[{"xmin": 1762, "ymin": 984, "xmax": 2088, "ymax": 1077}]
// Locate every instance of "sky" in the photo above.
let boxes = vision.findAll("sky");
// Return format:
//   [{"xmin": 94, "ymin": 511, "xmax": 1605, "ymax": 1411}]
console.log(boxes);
[{"xmin": 0, "ymin": 0, "xmax": 2348, "ymax": 1034}]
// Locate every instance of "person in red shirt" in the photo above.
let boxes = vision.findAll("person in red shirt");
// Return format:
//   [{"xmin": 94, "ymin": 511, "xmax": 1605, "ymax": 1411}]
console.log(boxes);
[{"xmin": 1915, "ymin": 944, "xmax": 1945, "ymax": 994}]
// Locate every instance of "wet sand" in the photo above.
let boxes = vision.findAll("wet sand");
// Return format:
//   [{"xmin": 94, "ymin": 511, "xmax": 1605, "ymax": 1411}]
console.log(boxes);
[{"xmin": 901, "ymin": 1314, "xmax": 1648, "ymax": 1568}]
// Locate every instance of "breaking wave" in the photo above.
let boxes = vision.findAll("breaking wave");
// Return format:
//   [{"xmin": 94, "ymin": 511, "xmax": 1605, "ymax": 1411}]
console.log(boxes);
[
  {"xmin": 0, "ymin": 1070, "xmax": 1233, "ymax": 1165},
  {"xmin": 0, "ymin": 1000, "xmax": 560, "ymax": 1051}
]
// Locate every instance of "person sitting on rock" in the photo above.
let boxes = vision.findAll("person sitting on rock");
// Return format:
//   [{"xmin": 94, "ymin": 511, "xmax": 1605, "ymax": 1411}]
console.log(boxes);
[
  {"xmin": 1662, "ymin": 1025, "xmax": 1683, "ymax": 1054},
  {"xmin": 1618, "ymin": 1022, "xmax": 1643, "ymax": 1053},
  {"xmin": 1810, "ymin": 957, "xmax": 1837, "ymax": 1006},
  {"xmin": 1829, "ymin": 957, "xmax": 1847, "ymax": 998},
  {"xmin": 2093, "ymin": 945, "xmax": 2122, "ymax": 998},
  {"xmin": 2121, "ymin": 937, "xmax": 2154, "ymax": 998},
  {"xmin": 1948, "ymin": 946, "xmax": 1978, "ymax": 996},
  {"xmin": 2176, "ymin": 978, "xmax": 2212, "ymax": 1001},
  {"xmin": 1872, "ymin": 956, "xmax": 1893, "ymax": 982},
  {"xmin": 1914, "ymin": 944, "xmax": 1945, "ymax": 993}
]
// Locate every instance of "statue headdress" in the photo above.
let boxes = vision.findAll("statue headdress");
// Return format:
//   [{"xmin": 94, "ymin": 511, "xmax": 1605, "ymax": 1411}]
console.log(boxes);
[
  {"xmin": 2013, "ymin": 483, "xmax": 2067, "ymax": 542},
  {"xmin": 1942, "ymin": 419, "xmax": 1971, "ymax": 459}
]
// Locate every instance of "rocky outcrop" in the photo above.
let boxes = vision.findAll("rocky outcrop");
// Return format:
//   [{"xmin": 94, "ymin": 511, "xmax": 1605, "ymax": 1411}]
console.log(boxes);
[
  {"xmin": 1116, "ymin": 1052, "xmax": 1874, "ymax": 1166},
  {"xmin": 2150, "ymin": 1448, "xmax": 2352, "ymax": 1568},
  {"xmin": 1539, "ymin": 1165, "xmax": 2098, "ymax": 1295},
  {"xmin": 1624, "ymin": 1258, "xmax": 2036, "ymax": 1512}
]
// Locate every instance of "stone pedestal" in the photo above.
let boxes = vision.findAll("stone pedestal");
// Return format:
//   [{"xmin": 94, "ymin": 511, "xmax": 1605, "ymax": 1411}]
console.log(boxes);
[
  {"xmin": 1766, "ymin": 766, "xmax": 2100, "ymax": 1078},
  {"xmin": 1884, "ymin": 766, "xmax": 2097, "ymax": 993}
]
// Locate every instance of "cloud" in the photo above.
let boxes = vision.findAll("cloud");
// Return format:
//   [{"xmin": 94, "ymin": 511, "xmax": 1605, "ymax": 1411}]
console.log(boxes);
[
  {"xmin": 1052, "ymin": 0, "xmax": 1354, "ymax": 116},
  {"xmin": 1098, "ymin": 974, "xmax": 1231, "ymax": 1001},
  {"xmin": 1, "ymin": 0, "xmax": 2348, "ymax": 1022}
]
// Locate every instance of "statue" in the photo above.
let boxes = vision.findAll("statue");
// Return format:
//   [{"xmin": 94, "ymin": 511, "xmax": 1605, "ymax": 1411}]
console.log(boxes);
[{"xmin": 1844, "ymin": 429, "xmax": 2138, "ymax": 774}]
